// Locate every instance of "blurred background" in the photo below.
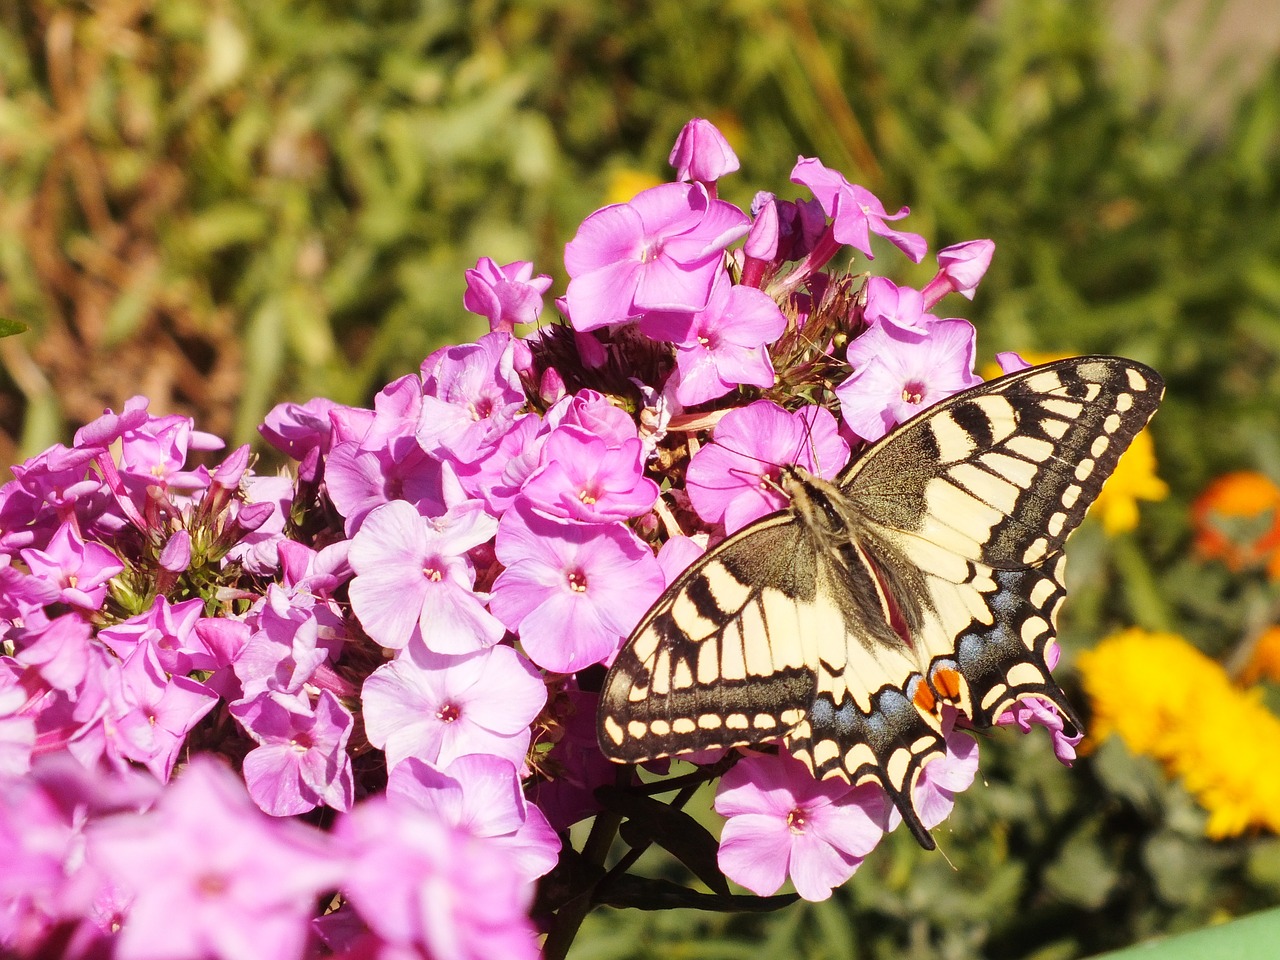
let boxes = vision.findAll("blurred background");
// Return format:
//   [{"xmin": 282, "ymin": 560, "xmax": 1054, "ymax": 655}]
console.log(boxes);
[{"xmin": 2, "ymin": 0, "xmax": 1280, "ymax": 957}]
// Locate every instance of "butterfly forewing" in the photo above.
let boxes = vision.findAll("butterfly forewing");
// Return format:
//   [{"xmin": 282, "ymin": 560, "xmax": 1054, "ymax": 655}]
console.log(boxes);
[
  {"xmin": 844, "ymin": 357, "xmax": 1164, "ymax": 568},
  {"xmin": 598, "ymin": 355, "xmax": 1164, "ymax": 849}
]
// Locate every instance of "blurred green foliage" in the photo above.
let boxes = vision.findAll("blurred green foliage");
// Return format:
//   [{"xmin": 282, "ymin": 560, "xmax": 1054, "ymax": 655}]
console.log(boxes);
[{"xmin": 3, "ymin": 0, "xmax": 1280, "ymax": 957}]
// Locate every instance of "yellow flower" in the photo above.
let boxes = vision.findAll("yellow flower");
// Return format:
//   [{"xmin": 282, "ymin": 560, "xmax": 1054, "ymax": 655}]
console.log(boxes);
[
  {"xmin": 1078, "ymin": 627, "xmax": 1280, "ymax": 838},
  {"xmin": 603, "ymin": 169, "xmax": 663, "ymax": 206},
  {"xmin": 1090, "ymin": 429, "xmax": 1170, "ymax": 535},
  {"xmin": 982, "ymin": 350, "xmax": 1167, "ymax": 535}
]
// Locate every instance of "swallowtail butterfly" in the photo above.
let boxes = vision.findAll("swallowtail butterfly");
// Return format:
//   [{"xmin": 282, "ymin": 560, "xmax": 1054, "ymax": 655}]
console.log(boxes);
[{"xmin": 597, "ymin": 356, "xmax": 1164, "ymax": 848}]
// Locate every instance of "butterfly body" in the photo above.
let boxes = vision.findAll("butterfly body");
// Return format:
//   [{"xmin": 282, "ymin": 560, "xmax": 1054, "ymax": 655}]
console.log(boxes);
[{"xmin": 598, "ymin": 356, "xmax": 1164, "ymax": 848}]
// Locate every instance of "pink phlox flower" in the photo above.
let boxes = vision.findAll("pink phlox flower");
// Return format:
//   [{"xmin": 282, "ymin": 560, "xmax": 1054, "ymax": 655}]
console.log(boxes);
[
  {"xmin": 773, "ymin": 196, "xmax": 828, "ymax": 263},
  {"xmin": 234, "ymin": 586, "xmax": 340, "ymax": 699},
  {"xmin": 259, "ymin": 397, "xmax": 343, "ymax": 480},
  {"xmin": 97, "ymin": 596, "xmax": 207, "ymax": 675},
  {"xmin": 714, "ymin": 750, "xmax": 891, "ymax": 901},
  {"xmin": 117, "ymin": 412, "xmax": 222, "ymax": 499},
  {"xmin": 861, "ymin": 276, "xmax": 932, "ymax": 336},
  {"xmin": 361, "ymin": 375, "xmax": 426, "ymax": 457},
  {"xmin": 0, "ymin": 555, "xmax": 60, "ymax": 634},
  {"xmin": 996, "ymin": 696, "xmax": 1082, "ymax": 764},
  {"xmin": 519, "ymin": 426, "xmax": 659, "ymax": 523},
  {"xmin": 994, "ymin": 641, "xmax": 1081, "ymax": 763},
  {"xmin": 641, "ymin": 273, "xmax": 787, "ymax": 406},
  {"xmin": 417, "ymin": 332, "xmax": 527, "ymax": 465},
  {"xmin": 740, "ymin": 193, "xmax": 780, "ymax": 289},
  {"xmin": 463, "ymin": 257, "xmax": 553, "ymax": 334},
  {"xmin": 0, "ymin": 445, "xmax": 107, "ymax": 552},
  {"xmin": 348, "ymin": 499, "xmax": 504, "ymax": 655},
  {"xmin": 193, "ymin": 617, "xmax": 251, "ymax": 700},
  {"xmin": 544, "ymin": 388, "xmax": 640, "ymax": 446},
  {"xmin": 221, "ymin": 474, "xmax": 296, "ymax": 576},
  {"xmin": 336, "ymin": 791, "xmax": 539, "ymax": 960},
  {"xmin": 490, "ymin": 501, "xmax": 664, "ymax": 672},
  {"xmin": 790, "ymin": 157, "xmax": 927, "ymax": 262},
  {"xmin": 685, "ymin": 401, "xmax": 849, "ymax": 534},
  {"xmin": 231, "ymin": 689, "xmax": 354, "ymax": 816},
  {"xmin": 328, "ymin": 403, "xmax": 378, "ymax": 448},
  {"xmin": 73, "ymin": 643, "xmax": 218, "ymax": 782},
  {"xmin": 19, "ymin": 522, "xmax": 123, "ymax": 612},
  {"xmin": 527, "ymin": 686, "xmax": 621, "ymax": 830},
  {"xmin": 158, "ymin": 529, "xmax": 191, "ymax": 573},
  {"xmin": 0, "ymin": 661, "xmax": 38, "ymax": 775},
  {"xmin": 361, "ymin": 643, "xmax": 545, "ymax": 772},
  {"xmin": 908, "ymin": 724, "xmax": 980, "ymax": 831},
  {"xmin": 921, "ymin": 239, "xmax": 995, "ymax": 306},
  {"xmin": 451, "ymin": 413, "xmax": 547, "ymax": 513},
  {"xmin": 325, "ymin": 439, "xmax": 459, "ymax": 536},
  {"xmin": 73, "ymin": 395, "xmax": 152, "ymax": 448},
  {"xmin": 656, "ymin": 534, "xmax": 707, "ymax": 588},
  {"xmin": 277, "ymin": 538, "xmax": 353, "ymax": 595},
  {"xmin": 837, "ymin": 316, "xmax": 981, "ymax": 442},
  {"xmin": 11, "ymin": 614, "xmax": 91, "ymax": 694},
  {"xmin": 995, "ymin": 350, "xmax": 1031, "ymax": 375},
  {"xmin": 668, "ymin": 117, "xmax": 740, "ymax": 184},
  {"xmin": 387, "ymin": 755, "xmax": 560, "ymax": 882},
  {"xmin": 88, "ymin": 756, "xmax": 341, "ymax": 960},
  {"xmin": 563, "ymin": 182, "xmax": 750, "ymax": 331}
]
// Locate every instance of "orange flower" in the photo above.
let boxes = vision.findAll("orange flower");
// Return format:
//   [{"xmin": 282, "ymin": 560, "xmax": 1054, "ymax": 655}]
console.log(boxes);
[
  {"xmin": 1191, "ymin": 471, "xmax": 1280, "ymax": 578},
  {"xmin": 1241, "ymin": 626, "xmax": 1280, "ymax": 686}
]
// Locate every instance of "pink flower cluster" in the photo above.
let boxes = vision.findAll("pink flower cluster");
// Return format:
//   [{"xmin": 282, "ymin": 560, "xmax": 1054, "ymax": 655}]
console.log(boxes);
[{"xmin": 0, "ymin": 117, "xmax": 1077, "ymax": 958}]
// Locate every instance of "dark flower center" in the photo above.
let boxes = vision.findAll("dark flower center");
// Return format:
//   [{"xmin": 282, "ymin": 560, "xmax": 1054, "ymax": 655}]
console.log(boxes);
[
  {"xmin": 567, "ymin": 568, "xmax": 589, "ymax": 593},
  {"xmin": 436, "ymin": 702, "xmax": 461, "ymax": 723},
  {"xmin": 901, "ymin": 380, "xmax": 926, "ymax": 404}
]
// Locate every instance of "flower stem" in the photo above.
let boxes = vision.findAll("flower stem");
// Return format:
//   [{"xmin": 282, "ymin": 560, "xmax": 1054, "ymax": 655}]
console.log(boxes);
[{"xmin": 541, "ymin": 809, "xmax": 622, "ymax": 960}]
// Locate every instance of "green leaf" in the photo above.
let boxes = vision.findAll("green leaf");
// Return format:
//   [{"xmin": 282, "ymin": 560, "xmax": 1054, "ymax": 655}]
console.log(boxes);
[
  {"xmin": 0, "ymin": 316, "xmax": 27, "ymax": 337},
  {"xmin": 1088, "ymin": 908, "xmax": 1280, "ymax": 960},
  {"xmin": 600, "ymin": 786, "xmax": 730, "ymax": 897}
]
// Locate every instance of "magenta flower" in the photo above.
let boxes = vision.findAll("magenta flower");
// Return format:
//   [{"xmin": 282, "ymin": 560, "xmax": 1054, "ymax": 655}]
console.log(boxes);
[
  {"xmin": 791, "ymin": 156, "xmax": 927, "ymax": 262},
  {"xmin": 640, "ymin": 273, "xmax": 787, "ymax": 406},
  {"xmin": 668, "ymin": 117, "xmax": 740, "ymax": 184},
  {"xmin": 452, "ymin": 413, "xmax": 546, "ymax": 513},
  {"xmin": 994, "ymin": 643, "xmax": 1081, "ymax": 763},
  {"xmin": 490, "ymin": 501, "xmax": 664, "ymax": 672},
  {"xmin": 547, "ymin": 388, "xmax": 642, "ymax": 446},
  {"xmin": 348, "ymin": 499, "xmax": 503, "ymax": 655},
  {"xmin": 19, "ymin": 522, "xmax": 123, "ymax": 611},
  {"xmin": 233, "ymin": 586, "xmax": 337, "ymax": 699},
  {"xmin": 77, "ymin": 644, "xmax": 218, "ymax": 782},
  {"xmin": 337, "ymin": 792, "xmax": 539, "ymax": 960},
  {"xmin": 563, "ymin": 182, "xmax": 750, "ymax": 331},
  {"xmin": 97, "ymin": 595, "xmax": 207, "ymax": 675},
  {"xmin": 921, "ymin": 238, "xmax": 995, "ymax": 305},
  {"xmin": 685, "ymin": 401, "xmax": 849, "ymax": 534},
  {"xmin": 837, "ymin": 317, "xmax": 982, "ymax": 442},
  {"xmin": 519, "ymin": 426, "xmax": 659, "ymax": 523},
  {"xmin": 361, "ymin": 643, "xmax": 546, "ymax": 771},
  {"xmin": 324, "ymin": 439, "xmax": 455, "ymax": 535},
  {"xmin": 463, "ymin": 257, "xmax": 553, "ymax": 333},
  {"xmin": 387, "ymin": 754, "xmax": 560, "ymax": 883},
  {"xmin": 232, "ymin": 690, "xmax": 354, "ymax": 816},
  {"xmin": 714, "ymin": 751, "xmax": 891, "ymax": 901},
  {"xmin": 89, "ymin": 756, "xmax": 340, "ymax": 960},
  {"xmin": 417, "ymin": 332, "xmax": 527, "ymax": 465},
  {"xmin": 13, "ymin": 614, "xmax": 92, "ymax": 693},
  {"xmin": 910, "ymin": 725, "xmax": 980, "ymax": 830},
  {"xmin": 861, "ymin": 276, "xmax": 931, "ymax": 336},
  {"xmin": 995, "ymin": 350, "xmax": 1031, "ymax": 375}
]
